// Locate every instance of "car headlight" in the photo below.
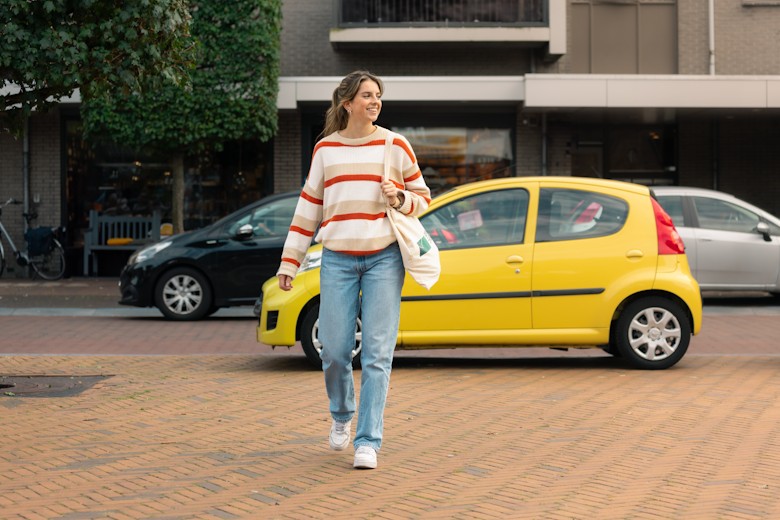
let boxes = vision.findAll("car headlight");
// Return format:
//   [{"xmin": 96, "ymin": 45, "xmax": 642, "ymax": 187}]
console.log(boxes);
[
  {"xmin": 298, "ymin": 250, "xmax": 322, "ymax": 273},
  {"xmin": 129, "ymin": 240, "xmax": 172, "ymax": 264}
]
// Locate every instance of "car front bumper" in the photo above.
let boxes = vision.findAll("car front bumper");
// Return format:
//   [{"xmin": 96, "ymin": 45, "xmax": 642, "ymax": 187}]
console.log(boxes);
[
  {"xmin": 257, "ymin": 272, "xmax": 319, "ymax": 346},
  {"xmin": 118, "ymin": 264, "xmax": 157, "ymax": 308}
]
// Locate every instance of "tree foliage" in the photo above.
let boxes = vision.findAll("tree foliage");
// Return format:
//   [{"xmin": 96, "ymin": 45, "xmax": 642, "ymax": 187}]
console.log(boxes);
[
  {"xmin": 80, "ymin": 0, "xmax": 281, "ymax": 232},
  {"xmin": 81, "ymin": 0, "xmax": 281, "ymax": 155},
  {"xmin": 0, "ymin": 0, "xmax": 195, "ymax": 131}
]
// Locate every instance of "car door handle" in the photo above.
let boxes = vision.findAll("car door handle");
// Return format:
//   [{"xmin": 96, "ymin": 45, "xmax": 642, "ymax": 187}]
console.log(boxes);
[
  {"xmin": 626, "ymin": 249, "xmax": 644, "ymax": 259},
  {"xmin": 506, "ymin": 255, "xmax": 525, "ymax": 265}
]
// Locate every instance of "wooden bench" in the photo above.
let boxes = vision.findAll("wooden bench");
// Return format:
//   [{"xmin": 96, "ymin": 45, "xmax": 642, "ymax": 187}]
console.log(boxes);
[{"xmin": 82, "ymin": 210, "xmax": 162, "ymax": 276}]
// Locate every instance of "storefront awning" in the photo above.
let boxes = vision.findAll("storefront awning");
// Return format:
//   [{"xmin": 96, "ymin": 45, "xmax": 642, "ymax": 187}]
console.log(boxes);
[
  {"xmin": 277, "ymin": 76, "xmax": 526, "ymax": 109},
  {"xmin": 523, "ymin": 74, "xmax": 780, "ymax": 109}
]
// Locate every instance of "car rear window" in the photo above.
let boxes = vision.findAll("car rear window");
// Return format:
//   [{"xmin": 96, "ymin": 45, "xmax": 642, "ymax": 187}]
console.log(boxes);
[{"xmin": 536, "ymin": 188, "xmax": 628, "ymax": 242}]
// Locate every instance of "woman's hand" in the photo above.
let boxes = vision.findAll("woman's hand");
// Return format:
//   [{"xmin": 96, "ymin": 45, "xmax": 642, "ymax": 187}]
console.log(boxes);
[
  {"xmin": 382, "ymin": 180, "xmax": 403, "ymax": 208},
  {"xmin": 278, "ymin": 274, "xmax": 293, "ymax": 291}
]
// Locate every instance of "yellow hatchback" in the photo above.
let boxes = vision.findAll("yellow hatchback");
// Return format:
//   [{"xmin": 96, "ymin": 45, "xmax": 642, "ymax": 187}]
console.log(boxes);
[{"xmin": 258, "ymin": 177, "xmax": 702, "ymax": 370}]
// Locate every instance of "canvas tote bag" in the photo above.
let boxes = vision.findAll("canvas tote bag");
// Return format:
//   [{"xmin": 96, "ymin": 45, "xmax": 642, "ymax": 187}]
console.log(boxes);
[{"xmin": 383, "ymin": 131, "xmax": 441, "ymax": 290}]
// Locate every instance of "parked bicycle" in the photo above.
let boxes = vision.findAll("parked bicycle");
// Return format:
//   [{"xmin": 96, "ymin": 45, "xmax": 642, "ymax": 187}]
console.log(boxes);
[{"xmin": 0, "ymin": 198, "xmax": 66, "ymax": 280}]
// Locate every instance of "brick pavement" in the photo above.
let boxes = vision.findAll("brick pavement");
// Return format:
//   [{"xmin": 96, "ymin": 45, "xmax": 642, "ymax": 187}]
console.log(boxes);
[
  {"xmin": 2, "ymin": 353, "xmax": 780, "ymax": 519},
  {"xmin": 1, "ymin": 278, "xmax": 780, "ymax": 518}
]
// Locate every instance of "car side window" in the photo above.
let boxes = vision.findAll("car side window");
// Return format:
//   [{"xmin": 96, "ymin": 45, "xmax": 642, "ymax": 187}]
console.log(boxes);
[
  {"xmin": 536, "ymin": 188, "xmax": 628, "ymax": 242},
  {"xmin": 656, "ymin": 195, "xmax": 685, "ymax": 227},
  {"xmin": 421, "ymin": 189, "xmax": 529, "ymax": 250},
  {"xmin": 692, "ymin": 197, "xmax": 759, "ymax": 234},
  {"xmin": 227, "ymin": 197, "xmax": 298, "ymax": 237}
]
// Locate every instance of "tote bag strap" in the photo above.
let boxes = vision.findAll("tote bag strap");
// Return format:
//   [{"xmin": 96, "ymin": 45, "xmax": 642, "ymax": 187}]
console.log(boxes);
[{"xmin": 383, "ymin": 130, "xmax": 396, "ymax": 183}]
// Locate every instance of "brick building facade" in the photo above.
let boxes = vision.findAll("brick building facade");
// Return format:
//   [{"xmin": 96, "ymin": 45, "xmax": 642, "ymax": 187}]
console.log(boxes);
[
  {"xmin": 2, "ymin": 0, "xmax": 779, "ymax": 277},
  {"xmin": 273, "ymin": 0, "xmax": 780, "ymax": 210}
]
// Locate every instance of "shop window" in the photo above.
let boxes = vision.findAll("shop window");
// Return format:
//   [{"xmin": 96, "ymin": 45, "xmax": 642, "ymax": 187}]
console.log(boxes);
[
  {"xmin": 606, "ymin": 126, "xmax": 677, "ymax": 185},
  {"xmin": 393, "ymin": 127, "xmax": 514, "ymax": 196},
  {"xmin": 65, "ymin": 117, "xmax": 273, "ymax": 246},
  {"xmin": 569, "ymin": 124, "xmax": 677, "ymax": 186}
]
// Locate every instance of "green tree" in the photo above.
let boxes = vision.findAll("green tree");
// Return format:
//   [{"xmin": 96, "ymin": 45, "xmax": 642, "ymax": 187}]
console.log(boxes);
[
  {"xmin": 81, "ymin": 0, "xmax": 281, "ymax": 233},
  {"xmin": 0, "ymin": 0, "xmax": 194, "ymax": 133}
]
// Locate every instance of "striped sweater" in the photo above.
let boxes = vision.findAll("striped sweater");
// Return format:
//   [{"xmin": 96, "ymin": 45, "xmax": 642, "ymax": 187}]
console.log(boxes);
[{"xmin": 277, "ymin": 125, "xmax": 432, "ymax": 279}]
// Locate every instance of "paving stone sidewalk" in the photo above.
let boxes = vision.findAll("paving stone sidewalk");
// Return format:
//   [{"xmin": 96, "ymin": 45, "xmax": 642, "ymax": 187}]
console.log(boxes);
[
  {"xmin": 2, "ymin": 278, "xmax": 780, "ymax": 518},
  {"xmin": 2, "ymin": 353, "xmax": 780, "ymax": 519}
]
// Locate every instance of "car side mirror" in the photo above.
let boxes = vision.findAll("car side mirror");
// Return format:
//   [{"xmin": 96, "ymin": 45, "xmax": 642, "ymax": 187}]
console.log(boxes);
[
  {"xmin": 236, "ymin": 224, "xmax": 254, "ymax": 239},
  {"xmin": 756, "ymin": 221, "xmax": 772, "ymax": 242}
]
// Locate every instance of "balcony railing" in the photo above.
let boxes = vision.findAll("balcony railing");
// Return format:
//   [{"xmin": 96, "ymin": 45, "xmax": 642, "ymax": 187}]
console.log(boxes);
[{"xmin": 337, "ymin": 0, "xmax": 547, "ymax": 27}]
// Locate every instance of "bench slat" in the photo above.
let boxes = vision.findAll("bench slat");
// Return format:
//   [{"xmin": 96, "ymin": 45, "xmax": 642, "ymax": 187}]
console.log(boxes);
[{"xmin": 83, "ymin": 210, "xmax": 162, "ymax": 276}]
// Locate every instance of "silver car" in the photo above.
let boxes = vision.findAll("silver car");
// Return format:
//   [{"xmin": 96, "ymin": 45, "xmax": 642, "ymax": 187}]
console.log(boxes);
[{"xmin": 653, "ymin": 186, "xmax": 780, "ymax": 294}]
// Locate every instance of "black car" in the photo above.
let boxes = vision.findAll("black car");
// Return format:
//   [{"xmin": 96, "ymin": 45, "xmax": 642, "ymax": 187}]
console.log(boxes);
[{"xmin": 119, "ymin": 191, "xmax": 299, "ymax": 320}]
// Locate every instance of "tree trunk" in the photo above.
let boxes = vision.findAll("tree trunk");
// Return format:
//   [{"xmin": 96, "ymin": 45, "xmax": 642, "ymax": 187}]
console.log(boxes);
[{"xmin": 171, "ymin": 154, "xmax": 185, "ymax": 234}]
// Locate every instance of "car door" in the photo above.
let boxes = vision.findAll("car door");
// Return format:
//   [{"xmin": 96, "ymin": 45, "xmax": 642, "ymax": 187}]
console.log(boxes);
[
  {"xmin": 399, "ymin": 187, "xmax": 533, "ymax": 340},
  {"xmin": 209, "ymin": 196, "xmax": 298, "ymax": 304},
  {"xmin": 688, "ymin": 196, "xmax": 780, "ymax": 289},
  {"xmin": 531, "ymin": 185, "xmax": 656, "ymax": 330}
]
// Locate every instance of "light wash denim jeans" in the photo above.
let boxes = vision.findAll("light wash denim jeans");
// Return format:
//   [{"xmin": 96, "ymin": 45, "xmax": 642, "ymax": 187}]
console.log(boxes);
[{"xmin": 319, "ymin": 243, "xmax": 405, "ymax": 451}]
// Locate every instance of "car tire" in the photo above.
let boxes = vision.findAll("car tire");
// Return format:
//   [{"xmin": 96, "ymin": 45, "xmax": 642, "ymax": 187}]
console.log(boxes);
[
  {"xmin": 300, "ymin": 302, "xmax": 362, "ymax": 369},
  {"xmin": 614, "ymin": 296, "xmax": 690, "ymax": 370},
  {"xmin": 154, "ymin": 267, "xmax": 213, "ymax": 321}
]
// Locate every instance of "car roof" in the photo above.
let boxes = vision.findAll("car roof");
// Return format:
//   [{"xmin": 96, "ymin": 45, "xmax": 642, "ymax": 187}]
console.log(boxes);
[
  {"xmin": 651, "ymin": 185, "xmax": 736, "ymax": 198},
  {"xmin": 441, "ymin": 176, "xmax": 650, "ymax": 197}
]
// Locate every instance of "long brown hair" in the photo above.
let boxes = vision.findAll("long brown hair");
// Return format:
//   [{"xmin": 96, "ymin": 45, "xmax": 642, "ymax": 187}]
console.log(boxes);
[{"xmin": 320, "ymin": 70, "xmax": 385, "ymax": 138}]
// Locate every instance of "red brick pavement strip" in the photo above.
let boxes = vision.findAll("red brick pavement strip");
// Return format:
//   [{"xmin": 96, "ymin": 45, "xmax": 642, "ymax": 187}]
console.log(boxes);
[
  {"xmin": 2, "ymin": 354, "xmax": 780, "ymax": 519},
  {"xmin": 0, "ymin": 313, "xmax": 778, "ymax": 357}
]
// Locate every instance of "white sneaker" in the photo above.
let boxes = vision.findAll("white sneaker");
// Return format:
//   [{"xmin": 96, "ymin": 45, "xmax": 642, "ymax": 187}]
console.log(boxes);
[
  {"xmin": 353, "ymin": 446, "xmax": 377, "ymax": 469},
  {"xmin": 329, "ymin": 419, "xmax": 351, "ymax": 451}
]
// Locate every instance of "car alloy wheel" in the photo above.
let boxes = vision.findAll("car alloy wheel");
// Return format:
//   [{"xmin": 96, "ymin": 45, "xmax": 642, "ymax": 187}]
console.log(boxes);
[
  {"xmin": 615, "ymin": 296, "xmax": 691, "ymax": 370},
  {"xmin": 155, "ymin": 267, "xmax": 213, "ymax": 321},
  {"xmin": 300, "ymin": 303, "xmax": 362, "ymax": 369}
]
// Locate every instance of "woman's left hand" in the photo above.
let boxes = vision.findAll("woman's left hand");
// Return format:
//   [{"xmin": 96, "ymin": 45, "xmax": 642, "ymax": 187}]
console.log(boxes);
[{"xmin": 382, "ymin": 180, "xmax": 402, "ymax": 208}]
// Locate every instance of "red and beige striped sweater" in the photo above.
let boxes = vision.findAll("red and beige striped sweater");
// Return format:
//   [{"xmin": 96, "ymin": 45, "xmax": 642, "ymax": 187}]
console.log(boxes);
[{"xmin": 277, "ymin": 125, "xmax": 432, "ymax": 279}]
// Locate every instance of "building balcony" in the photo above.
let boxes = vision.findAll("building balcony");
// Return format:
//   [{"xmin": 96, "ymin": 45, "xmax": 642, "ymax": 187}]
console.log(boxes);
[{"xmin": 330, "ymin": 0, "xmax": 566, "ymax": 55}]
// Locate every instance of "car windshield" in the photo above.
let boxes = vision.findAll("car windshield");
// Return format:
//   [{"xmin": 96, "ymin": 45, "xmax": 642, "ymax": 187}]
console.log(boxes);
[{"xmin": 226, "ymin": 197, "xmax": 297, "ymax": 237}]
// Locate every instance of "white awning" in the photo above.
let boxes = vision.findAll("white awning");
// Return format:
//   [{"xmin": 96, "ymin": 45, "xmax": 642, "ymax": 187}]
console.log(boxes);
[
  {"xmin": 524, "ymin": 74, "xmax": 780, "ymax": 109},
  {"xmin": 277, "ymin": 76, "xmax": 526, "ymax": 109}
]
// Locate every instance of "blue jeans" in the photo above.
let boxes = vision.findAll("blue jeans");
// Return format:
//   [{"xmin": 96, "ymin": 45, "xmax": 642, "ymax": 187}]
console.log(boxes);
[{"xmin": 319, "ymin": 243, "xmax": 405, "ymax": 451}]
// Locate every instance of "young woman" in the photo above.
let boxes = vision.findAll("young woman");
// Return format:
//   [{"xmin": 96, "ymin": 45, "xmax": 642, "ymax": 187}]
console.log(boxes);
[{"xmin": 277, "ymin": 70, "xmax": 432, "ymax": 469}]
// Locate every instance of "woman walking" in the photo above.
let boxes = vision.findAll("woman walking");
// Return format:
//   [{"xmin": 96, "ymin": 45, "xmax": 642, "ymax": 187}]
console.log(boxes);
[{"xmin": 277, "ymin": 70, "xmax": 431, "ymax": 469}]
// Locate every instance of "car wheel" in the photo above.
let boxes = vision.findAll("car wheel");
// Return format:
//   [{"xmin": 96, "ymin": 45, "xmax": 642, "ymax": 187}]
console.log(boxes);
[
  {"xmin": 300, "ymin": 302, "xmax": 362, "ymax": 369},
  {"xmin": 154, "ymin": 267, "xmax": 213, "ymax": 321},
  {"xmin": 614, "ymin": 296, "xmax": 690, "ymax": 370}
]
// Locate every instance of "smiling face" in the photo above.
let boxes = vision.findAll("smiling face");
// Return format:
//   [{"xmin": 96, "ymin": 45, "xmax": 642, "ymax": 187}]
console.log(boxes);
[{"xmin": 344, "ymin": 79, "xmax": 382, "ymax": 125}]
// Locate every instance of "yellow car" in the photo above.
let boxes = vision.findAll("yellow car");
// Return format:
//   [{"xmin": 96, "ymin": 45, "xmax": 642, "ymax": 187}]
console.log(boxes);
[{"xmin": 258, "ymin": 177, "xmax": 702, "ymax": 370}]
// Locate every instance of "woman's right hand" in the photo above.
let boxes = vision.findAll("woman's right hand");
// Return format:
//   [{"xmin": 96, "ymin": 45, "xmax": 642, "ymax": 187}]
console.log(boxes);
[{"xmin": 278, "ymin": 274, "xmax": 293, "ymax": 291}]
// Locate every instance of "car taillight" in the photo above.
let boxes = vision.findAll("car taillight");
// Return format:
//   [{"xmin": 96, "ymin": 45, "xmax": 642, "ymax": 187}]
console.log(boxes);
[{"xmin": 652, "ymin": 198, "xmax": 685, "ymax": 255}]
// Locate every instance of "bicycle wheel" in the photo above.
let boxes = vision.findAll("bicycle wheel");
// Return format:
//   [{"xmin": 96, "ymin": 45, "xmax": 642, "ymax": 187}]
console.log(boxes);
[
  {"xmin": 0, "ymin": 240, "xmax": 5, "ymax": 277},
  {"xmin": 31, "ymin": 238, "xmax": 66, "ymax": 280}
]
